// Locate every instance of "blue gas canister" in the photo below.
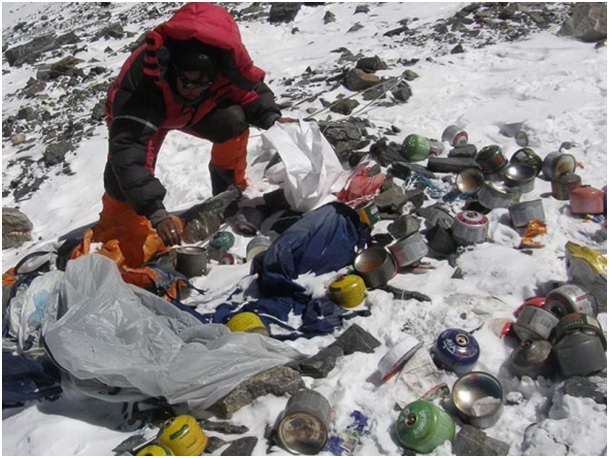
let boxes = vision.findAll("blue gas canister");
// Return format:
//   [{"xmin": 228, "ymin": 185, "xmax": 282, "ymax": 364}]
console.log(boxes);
[{"xmin": 431, "ymin": 328, "xmax": 480, "ymax": 375}]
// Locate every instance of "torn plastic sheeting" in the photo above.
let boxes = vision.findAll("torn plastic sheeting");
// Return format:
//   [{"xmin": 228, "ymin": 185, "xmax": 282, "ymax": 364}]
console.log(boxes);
[
  {"xmin": 43, "ymin": 254, "xmax": 301, "ymax": 407},
  {"xmin": 262, "ymin": 120, "xmax": 349, "ymax": 212}
]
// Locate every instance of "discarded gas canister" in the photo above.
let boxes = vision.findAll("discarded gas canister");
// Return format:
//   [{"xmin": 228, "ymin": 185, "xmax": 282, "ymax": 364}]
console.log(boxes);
[
  {"xmin": 541, "ymin": 152, "xmax": 576, "ymax": 181},
  {"xmin": 402, "ymin": 134, "xmax": 444, "ymax": 162},
  {"xmin": 509, "ymin": 199, "xmax": 545, "ymax": 228},
  {"xmin": 570, "ymin": 186, "xmax": 605, "ymax": 215},
  {"xmin": 396, "ymin": 400, "xmax": 455, "ymax": 454},
  {"xmin": 327, "ymin": 274, "xmax": 367, "ymax": 309},
  {"xmin": 387, "ymin": 232, "xmax": 429, "ymax": 268},
  {"xmin": 551, "ymin": 173, "xmax": 581, "ymax": 201},
  {"xmin": 512, "ymin": 305, "xmax": 559, "ymax": 342},
  {"xmin": 510, "ymin": 147, "xmax": 542, "ymax": 176},
  {"xmin": 552, "ymin": 313, "xmax": 607, "ymax": 377},
  {"xmin": 226, "ymin": 312, "xmax": 269, "ymax": 336},
  {"xmin": 456, "ymin": 168, "xmax": 484, "ymax": 193},
  {"xmin": 441, "ymin": 125, "xmax": 468, "ymax": 146},
  {"xmin": 508, "ymin": 339, "xmax": 554, "ymax": 379},
  {"xmin": 136, "ymin": 444, "xmax": 174, "ymax": 456},
  {"xmin": 353, "ymin": 246, "xmax": 397, "ymax": 289},
  {"xmin": 355, "ymin": 201, "xmax": 380, "ymax": 227},
  {"xmin": 475, "ymin": 145, "xmax": 508, "ymax": 178},
  {"xmin": 431, "ymin": 329, "xmax": 480, "ymax": 375},
  {"xmin": 219, "ymin": 252, "xmax": 245, "ymax": 265},
  {"xmin": 544, "ymin": 283, "xmax": 598, "ymax": 318},
  {"xmin": 451, "ymin": 211, "xmax": 489, "ymax": 245},
  {"xmin": 503, "ymin": 164, "xmax": 537, "ymax": 194},
  {"xmin": 157, "ymin": 415, "xmax": 208, "ymax": 456},
  {"xmin": 277, "ymin": 389, "xmax": 333, "ymax": 455},
  {"xmin": 378, "ymin": 335, "xmax": 423, "ymax": 383}
]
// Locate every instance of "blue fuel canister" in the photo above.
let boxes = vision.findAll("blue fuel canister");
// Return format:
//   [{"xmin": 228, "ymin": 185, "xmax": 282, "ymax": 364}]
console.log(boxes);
[{"xmin": 431, "ymin": 328, "xmax": 480, "ymax": 375}]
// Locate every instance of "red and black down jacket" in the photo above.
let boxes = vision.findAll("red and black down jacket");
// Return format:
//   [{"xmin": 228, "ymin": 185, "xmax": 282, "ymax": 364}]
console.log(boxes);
[{"xmin": 104, "ymin": 3, "xmax": 281, "ymax": 219}]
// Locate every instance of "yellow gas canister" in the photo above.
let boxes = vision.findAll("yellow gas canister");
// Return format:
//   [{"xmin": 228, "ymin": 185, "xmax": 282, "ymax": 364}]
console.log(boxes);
[
  {"xmin": 157, "ymin": 415, "xmax": 208, "ymax": 456},
  {"xmin": 136, "ymin": 444, "xmax": 174, "ymax": 456},
  {"xmin": 226, "ymin": 312, "xmax": 269, "ymax": 336},
  {"xmin": 327, "ymin": 275, "xmax": 366, "ymax": 309}
]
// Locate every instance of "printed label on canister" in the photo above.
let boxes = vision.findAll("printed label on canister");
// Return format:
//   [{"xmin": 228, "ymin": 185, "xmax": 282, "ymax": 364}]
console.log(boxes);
[
  {"xmin": 452, "ymin": 211, "xmax": 489, "ymax": 245},
  {"xmin": 226, "ymin": 312, "xmax": 269, "ymax": 335},
  {"xmin": 356, "ymin": 201, "xmax": 380, "ymax": 227},
  {"xmin": 513, "ymin": 306, "xmax": 559, "ymax": 341}
]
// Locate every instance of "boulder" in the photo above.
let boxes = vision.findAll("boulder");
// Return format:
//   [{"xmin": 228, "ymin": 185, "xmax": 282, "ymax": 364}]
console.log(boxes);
[
  {"xmin": 559, "ymin": 3, "xmax": 607, "ymax": 42},
  {"xmin": 2, "ymin": 207, "xmax": 33, "ymax": 249}
]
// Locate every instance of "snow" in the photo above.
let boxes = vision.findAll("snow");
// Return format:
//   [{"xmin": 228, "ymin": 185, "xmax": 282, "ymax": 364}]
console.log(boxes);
[{"xmin": 2, "ymin": 2, "xmax": 607, "ymax": 457}]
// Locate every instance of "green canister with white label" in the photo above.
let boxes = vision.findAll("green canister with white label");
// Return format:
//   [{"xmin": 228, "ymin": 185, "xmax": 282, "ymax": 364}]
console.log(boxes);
[
  {"xmin": 396, "ymin": 400, "xmax": 455, "ymax": 453},
  {"xmin": 402, "ymin": 134, "xmax": 443, "ymax": 162}
]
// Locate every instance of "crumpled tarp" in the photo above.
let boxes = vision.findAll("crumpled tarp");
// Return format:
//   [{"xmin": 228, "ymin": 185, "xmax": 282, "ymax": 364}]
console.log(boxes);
[{"xmin": 43, "ymin": 254, "xmax": 300, "ymax": 408}]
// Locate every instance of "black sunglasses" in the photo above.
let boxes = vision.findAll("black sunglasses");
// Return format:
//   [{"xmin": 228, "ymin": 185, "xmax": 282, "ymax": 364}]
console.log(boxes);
[{"xmin": 176, "ymin": 72, "xmax": 212, "ymax": 90}]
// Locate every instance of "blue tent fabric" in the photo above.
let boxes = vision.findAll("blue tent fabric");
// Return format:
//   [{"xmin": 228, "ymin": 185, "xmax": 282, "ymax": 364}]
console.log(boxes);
[
  {"xmin": 202, "ymin": 203, "xmax": 372, "ymax": 339},
  {"xmin": 2, "ymin": 353, "xmax": 62, "ymax": 407},
  {"xmin": 252, "ymin": 202, "xmax": 370, "ymax": 299}
]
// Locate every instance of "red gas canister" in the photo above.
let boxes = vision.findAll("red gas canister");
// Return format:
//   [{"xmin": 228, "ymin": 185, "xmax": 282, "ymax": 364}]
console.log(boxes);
[{"xmin": 570, "ymin": 187, "xmax": 605, "ymax": 215}]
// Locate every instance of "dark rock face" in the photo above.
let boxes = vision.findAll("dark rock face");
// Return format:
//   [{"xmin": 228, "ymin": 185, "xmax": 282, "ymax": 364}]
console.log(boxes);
[
  {"xmin": 2, "ymin": 207, "xmax": 33, "ymax": 249},
  {"xmin": 559, "ymin": 3, "xmax": 607, "ymax": 42},
  {"xmin": 5, "ymin": 32, "xmax": 80, "ymax": 66},
  {"xmin": 452, "ymin": 425, "xmax": 510, "ymax": 456},
  {"xmin": 269, "ymin": 3, "xmax": 302, "ymax": 23}
]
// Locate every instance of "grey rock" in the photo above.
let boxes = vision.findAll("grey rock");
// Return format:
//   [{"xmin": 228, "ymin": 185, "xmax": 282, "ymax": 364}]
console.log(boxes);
[
  {"xmin": 331, "ymin": 323, "xmax": 381, "ymax": 356},
  {"xmin": 426, "ymin": 225, "xmax": 457, "ymax": 256},
  {"xmin": 562, "ymin": 376, "xmax": 606, "ymax": 404},
  {"xmin": 344, "ymin": 68, "xmax": 381, "ymax": 92},
  {"xmin": 383, "ymin": 26, "xmax": 410, "ymax": 37},
  {"xmin": 369, "ymin": 138, "xmax": 405, "ymax": 167},
  {"xmin": 451, "ymin": 44, "xmax": 465, "ymax": 54},
  {"xmin": 221, "ymin": 436, "xmax": 258, "ymax": 456},
  {"xmin": 329, "ymin": 98, "xmax": 360, "ymax": 115},
  {"xmin": 92, "ymin": 101, "xmax": 106, "ymax": 121},
  {"xmin": 49, "ymin": 57, "xmax": 84, "ymax": 79},
  {"xmin": 402, "ymin": 69, "xmax": 419, "ymax": 81},
  {"xmin": 387, "ymin": 215, "xmax": 421, "ymax": 239},
  {"xmin": 43, "ymin": 141, "xmax": 73, "ymax": 166},
  {"xmin": 347, "ymin": 22, "xmax": 365, "ymax": 33},
  {"xmin": 323, "ymin": 11, "xmax": 336, "ymax": 24},
  {"xmin": 292, "ymin": 345, "xmax": 344, "ymax": 378},
  {"xmin": 391, "ymin": 80, "xmax": 413, "ymax": 102},
  {"xmin": 453, "ymin": 424, "xmax": 510, "ymax": 456},
  {"xmin": 427, "ymin": 157, "xmax": 479, "ymax": 174},
  {"xmin": 449, "ymin": 143, "xmax": 478, "ymax": 158},
  {"xmin": 209, "ymin": 366, "xmax": 305, "ymax": 419},
  {"xmin": 269, "ymin": 3, "xmax": 302, "ymax": 23},
  {"xmin": 199, "ymin": 419, "xmax": 250, "ymax": 435},
  {"xmin": 94, "ymin": 23, "xmax": 125, "ymax": 40},
  {"xmin": 17, "ymin": 107, "xmax": 36, "ymax": 121},
  {"xmin": 5, "ymin": 32, "xmax": 80, "ymax": 67},
  {"xmin": 374, "ymin": 187, "xmax": 409, "ymax": 213},
  {"xmin": 379, "ymin": 284, "xmax": 431, "ymax": 302},
  {"xmin": 2, "ymin": 207, "xmax": 33, "ymax": 249},
  {"xmin": 356, "ymin": 56, "xmax": 388, "ymax": 73},
  {"xmin": 354, "ymin": 5, "xmax": 370, "ymax": 14},
  {"xmin": 559, "ymin": 3, "xmax": 607, "ymax": 42},
  {"xmin": 206, "ymin": 436, "xmax": 229, "ymax": 453}
]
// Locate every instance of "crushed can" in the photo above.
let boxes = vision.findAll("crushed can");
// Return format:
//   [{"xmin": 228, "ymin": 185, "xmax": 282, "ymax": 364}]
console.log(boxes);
[
  {"xmin": 277, "ymin": 389, "xmax": 333, "ymax": 455},
  {"xmin": 431, "ymin": 329, "xmax": 480, "ymax": 375},
  {"xmin": 552, "ymin": 313, "xmax": 607, "ymax": 377},
  {"xmin": 451, "ymin": 211, "xmax": 489, "ymax": 245},
  {"xmin": 509, "ymin": 199, "xmax": 545, "ymax": 228},
  {"xmin": 543, "ymin": 283, "xmax": 598, "ymax": 318},
  {"xmin": 508, "ymin": 339, "xmax": 554, "ymax": 379},
  {"xmin": 157, "ymin": 415, "xmax": 208, "ymax": 456},
  {"xmin": 396, "ymin": 400, "xmax": 455, "ymax": 454},
  {"xmin": 387, "ymin": 232, "xmax": 429, "ymax": 268},
  {"xmin": 378, "ymin": 335, "xmax": 423, "ymax": 383},
  {"xmin": 512, "ymin": 305, "xmax": 559, "ymax": 342}
]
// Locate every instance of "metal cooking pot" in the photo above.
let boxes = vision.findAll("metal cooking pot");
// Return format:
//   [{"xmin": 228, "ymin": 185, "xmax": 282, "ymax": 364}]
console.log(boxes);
[
  {"xmin": 451, "ymin": 372, "xmax": 504, "ymax": 429},
  {"xmin": 542, "ymin": 152, "xmax": 576, "ymax": 181},
  {"xmin": 503, "ymin": 164, "xmax": 537, "ymax": 194},
  {"xmin": 387, "ymin": 232, "xmax": 428, "ymax": 268},
  {"xmin": 456, "ymin": 168, "xmax": 485, "ymax": 193},
  {"xmin": 353, "ymin": 246, "xmax": 397, "ymax": 289},
  {"xmin": 477, "ymin": 181, "xmax": 515, "ymax": 209}
]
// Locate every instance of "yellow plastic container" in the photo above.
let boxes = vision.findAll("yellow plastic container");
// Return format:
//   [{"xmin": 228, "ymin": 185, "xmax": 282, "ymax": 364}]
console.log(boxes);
[
  {"xmin": 136, "ymin": 444, "xmax": 174, "ymax": 456},
  {"xmin": 157, "ymin": 415, "xmax": 208, "ymax": 456},
  {"xmin": 327, "ymin": 275, "xmax": 366, "ymax": 308},
  {"xmin": 226, "ymin": 312, "xmax": 269, "ymax": 335}
]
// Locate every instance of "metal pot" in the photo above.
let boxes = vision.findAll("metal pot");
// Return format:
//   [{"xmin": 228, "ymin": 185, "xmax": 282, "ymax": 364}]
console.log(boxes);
[
  {"xmin": 246, "ymin": 236, "xmax": 272, "ymax": 262},
  {"xmin": 503, "ymin": 164, "xmax": 537, "ymax": 194},
  {"xmin": 456, "ymin": 168, "xmax": 485, "ymax": 193},
  {"xmin": 174, "ymin": 246, "xmax": 208, "ymax": 278},
  {"xmin": 475, "ymin": 145, "xmax": 508, "ymax": 177},
  {"xmin": 551, "ymin": 173, "xmax": 581, "ymax": 201},
  {"xmin": 451, "ymin": 372, "xmax": 504, "ymax": 429},
  {"xmin": 353, "ymin": 246, "xmax": 397, "ymax": 289},
  {"xmin": 477, "ymin": 181, "xmax": 515, "ymax": 209},
  {"xmin": 508, "ymin": 339, "xmax": 554, "ymax": 379},
  {"xmin": 387, "ymin": 232, "xmax": 428, "ymax": 268},
  {"xmin": 542, "ymin": 152, "xmax": 576, "ymax": 180},
  {"xmin": 510, "ymin": 147, "xmax": 542, "ymax": 176}
]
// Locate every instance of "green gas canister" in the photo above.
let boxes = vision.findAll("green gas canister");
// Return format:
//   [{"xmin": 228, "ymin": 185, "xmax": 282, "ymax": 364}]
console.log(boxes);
[
  {"xmin": 396, "ymin": 400, "xmax": 455, "ymax": 453},
  {"xmin": 402, "ymin": 134, "xmax": 444, "ymax": 162}
]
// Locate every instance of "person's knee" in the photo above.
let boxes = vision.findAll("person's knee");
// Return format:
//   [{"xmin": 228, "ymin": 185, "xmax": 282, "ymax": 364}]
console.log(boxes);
[{"xmin": 204, "ymin": 106, "xmax": 248, "ymax": 143}]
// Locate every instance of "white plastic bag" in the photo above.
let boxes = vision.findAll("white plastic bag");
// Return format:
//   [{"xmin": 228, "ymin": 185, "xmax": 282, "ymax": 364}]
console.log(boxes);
[{"xmin": 262, "ymin": 120, "xmax": 349, "ymax": 212}]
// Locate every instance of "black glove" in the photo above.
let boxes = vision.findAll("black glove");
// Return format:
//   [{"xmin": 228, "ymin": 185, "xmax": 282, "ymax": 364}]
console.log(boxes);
[{"xmin": 209, "ymin": 164, "xmax": 237, "ymax": 196}]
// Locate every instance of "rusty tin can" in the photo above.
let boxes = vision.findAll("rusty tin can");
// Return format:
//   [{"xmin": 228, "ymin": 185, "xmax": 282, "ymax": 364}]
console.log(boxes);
[
  {"xmin": 551, "ymin": 173, "xmax": 581, "ymax": 201},
  {"xmin": 277, "ymin": 389, "xmax": 333, "ymax": 455},
  {"xmin": 512, "ymin": 305, "xmax": 559, "ymax": 342},
  {"xmin": 552, "ymin": 313, "xmax": 607, "ymax": 377},
  {"xmin": 475, "ymin": 145, "xmax": 508, "ymax": 178},
  {"xmin": 541, "ymin": 152, "xmax": 576, "ymax": 181}
]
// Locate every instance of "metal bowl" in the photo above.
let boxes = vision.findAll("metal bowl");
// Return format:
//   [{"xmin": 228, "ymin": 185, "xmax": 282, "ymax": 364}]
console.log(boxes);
[
  {"xmin": 353, "ymin": 246, "xmax": 397, "ymax": 289},
  {"xmin": 503, "ymin": 164, "xmax": 537, "ymax": 194},
  {"xmin": 451, "ymin": 371, "xmax": 504, "ymax": 429},
  {"xmin": 456, "ymin": 168, "xmax": 485, "ymax": 193}
]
